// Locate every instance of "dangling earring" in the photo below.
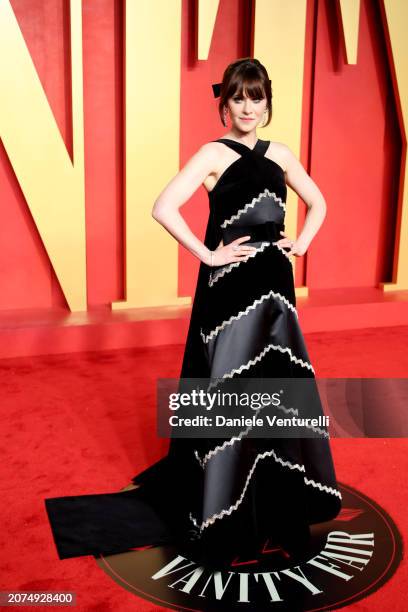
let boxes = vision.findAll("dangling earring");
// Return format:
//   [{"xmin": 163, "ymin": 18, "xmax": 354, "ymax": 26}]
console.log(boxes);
[{"xmin": 223, "ymin": 106, "xmax": 228, "ymax": 127}]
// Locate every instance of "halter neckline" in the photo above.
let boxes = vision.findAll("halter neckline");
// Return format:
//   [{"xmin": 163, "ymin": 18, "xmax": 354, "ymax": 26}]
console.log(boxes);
[{"xmin": 217, "ymin": 137, "xmax": 261, "ymax": 152}]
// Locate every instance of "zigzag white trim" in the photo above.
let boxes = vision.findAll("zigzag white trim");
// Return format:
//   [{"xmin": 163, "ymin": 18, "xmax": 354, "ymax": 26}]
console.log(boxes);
[
  {"xmin": 190, "ymin": 449, "xmax": 305, "ymax": 531},
  {"xmin": 277, "ymin": 404, "xmax": 299, "ymax": 416},
  {"xmin": 304, "ymin": 477, "xmax": 342, "ymax": 499},
  {"xmin": 272, "ymin": 242, "xmax": 292, "ymax": 259},
  {"xmin": 221, "ymin": 188, "xmax": 285, "ymax": 228},
  {"xmin": 222, "ymin": 342, "xmax": 314, "ymax": 375},
  {"xmin": 309, "ymin": 425, "xmax": 330, "ymax": 437},
  {"xmin": 209, "ymin": 242, "xmax": 271, "ymax": 287},
  {"xmin": 205, "ymin": 343, "xmax": 315, "ymax": 392},
  {"xmin": 189, "ymin": 453, "xmax": 341, "ymax": 531},
  {"xmin": 194, "ymin": 431, "xmax": 253, "ymax": 468},
  {"xmin": 194, "ymin": 404, "xmax": 300, "ymax": 469},
  {"xmin": 200, "ymin": 289, "xmax": 298, "ymax": 344},
  {"xmin": 189, "ymin": 512, "xmax": 199, "ymax": 528}
]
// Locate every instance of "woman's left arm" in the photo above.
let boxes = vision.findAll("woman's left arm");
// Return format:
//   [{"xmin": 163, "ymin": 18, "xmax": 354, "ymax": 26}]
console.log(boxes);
[{"xmin": 276, "ymin": 145, "xmax": 327, "ymax": 257}]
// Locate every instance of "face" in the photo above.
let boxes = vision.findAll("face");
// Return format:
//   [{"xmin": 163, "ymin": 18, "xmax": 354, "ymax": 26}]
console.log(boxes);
[{"xmin": 226, "ymin": 88, "xmax": 267, "ymax": 131}]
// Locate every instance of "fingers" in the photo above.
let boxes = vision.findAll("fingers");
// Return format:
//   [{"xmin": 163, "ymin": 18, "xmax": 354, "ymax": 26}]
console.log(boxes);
[
  {"xmin": 231, "ymin": 249, "xmax": 257, "ymax": 261},
  {"xmin": 231, "ymin": 236, "xmax": 257, "ymax": 255},
  {"xmin": 231, "ymin": 256, "xmax": 252, "ymax": 262},
  {"xmin": 233, "ymin": 235, "xmax": 252, "ymax": 245},
  {"xmin": 216, "ymin": 235, "xmax": 262, "ymax": 265},
  {"xmin": 234, "ymin": 246, "xmax": 256, "ymax": 253},
  {"xmin": 275, "ymin": 230, "xmax": 295, "ymax": 250},
  {"xmin": 276, "ymin": 231, "xmax": 290, "ymax": 245}
]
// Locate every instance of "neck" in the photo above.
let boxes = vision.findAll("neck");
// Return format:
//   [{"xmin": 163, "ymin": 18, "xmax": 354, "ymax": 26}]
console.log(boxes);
[{"xmin": 224, "ymin": 130, "xmax": 258, "ymax": 147}]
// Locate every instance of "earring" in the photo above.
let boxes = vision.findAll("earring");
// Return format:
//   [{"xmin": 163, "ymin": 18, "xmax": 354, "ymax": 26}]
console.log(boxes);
[
  {"xmin": 259, "ymin": 110, "xmax": 268, "ymax": 128},
  {"xmin": 223, "ymin": 107, "xmax": 228, "ymax": 127}
]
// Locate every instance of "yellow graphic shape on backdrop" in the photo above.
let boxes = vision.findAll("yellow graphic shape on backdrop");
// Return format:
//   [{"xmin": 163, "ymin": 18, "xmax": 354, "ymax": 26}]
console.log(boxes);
[
  {"xmin": 381, "ymin": 0, "xmax": 408, "ymax": 291},
  {"xmin": 112, "ymin": 0, "xmax": 191, "ymax": 309},
  {"xmin": 0, "ymin": 0, "xmax": 86, "ymax": 311}
]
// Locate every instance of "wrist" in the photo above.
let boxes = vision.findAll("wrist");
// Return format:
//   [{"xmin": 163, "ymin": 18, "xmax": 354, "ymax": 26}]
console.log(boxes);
[
  {"xmin": 296, "ymin": 237, "xmax": 309, "ymax": 252},
  {"xmin": 202, "ymin": 248, "xmax": 213, "ymax": 266}
]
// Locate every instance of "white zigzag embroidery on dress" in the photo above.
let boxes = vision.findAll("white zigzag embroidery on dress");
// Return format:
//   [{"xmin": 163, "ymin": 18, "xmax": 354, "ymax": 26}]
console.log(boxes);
[
  {"xmin": 189, "ymin": 453, "xmax": 342, "ymax": 531},
  {"xmin": 209, "ymin": 242, "xmax": 270, "ymax": 287},
  {"xmin": 194, "ymin": 434, "xmax": 256, "ymax": 469},
  {"xmin": 273, "ymin": 242, "xmax": 292, "ymax": 259},
  {"xmin": 189, "ymin": 513, "xmax": 199, "ymax": 528},
  {"xmin": 205, "ymin": 344, "xmax": 315, "ymax": 392},
  {"xmin": 194, "ymin": 418, "xmax": 304, "ymax": 471},
  {"xmin": 224, "ymin": 343, "xmax": 314, "ymax": 375},
  {"xmin": 200, "ymin": 289, "xmax": 298, "ymax": 344},
  {"xmin": 194, "ymin": 404, "xmax": 298, "ymax": 469},
  {"xmin": 194, "ymin": 406, "xmax": 328, "ymax": 471},
  {"xmin": 221, "ymin": 188, "xmax": 285, "ymax": 228},
  {"xmin": 189, "ymin": 449, "xmax": 305, "ymax": 531},
  {"xmin": 304, "ymin": 477, "xmax": 342, "ymax": 499}
]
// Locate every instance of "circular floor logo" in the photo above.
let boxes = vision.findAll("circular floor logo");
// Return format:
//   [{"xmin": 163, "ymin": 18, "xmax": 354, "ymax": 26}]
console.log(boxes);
[{"xmin": 96, "ymin": 483, "xmax": 402, "ymax": 611}]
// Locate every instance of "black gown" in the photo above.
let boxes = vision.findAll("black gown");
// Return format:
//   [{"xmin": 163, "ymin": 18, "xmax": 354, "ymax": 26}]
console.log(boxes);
[{"xmin": 44, "ymin": 137, "xmax": 342, "ymax": 565}]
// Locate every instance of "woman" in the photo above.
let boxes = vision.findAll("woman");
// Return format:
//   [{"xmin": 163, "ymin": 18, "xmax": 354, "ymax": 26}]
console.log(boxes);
[{"xmin": 45, "ymin": 57, "xmax": 342, "ymax": 567}]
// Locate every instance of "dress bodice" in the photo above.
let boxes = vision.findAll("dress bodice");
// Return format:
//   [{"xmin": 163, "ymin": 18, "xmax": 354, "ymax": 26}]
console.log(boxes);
[{"xmin": 206, "ymin": 138, "xmax": 287, "ymax": 248}]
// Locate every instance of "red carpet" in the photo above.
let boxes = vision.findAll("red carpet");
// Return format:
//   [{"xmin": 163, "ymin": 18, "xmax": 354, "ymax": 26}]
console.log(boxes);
[{"xmin": 0, "ymin": 325, "xmax": 407, "ymax": 611}]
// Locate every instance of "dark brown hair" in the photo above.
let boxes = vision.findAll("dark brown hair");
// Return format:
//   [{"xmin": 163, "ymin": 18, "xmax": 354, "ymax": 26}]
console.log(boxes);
[{"xmin": 217, "ymin": 58, "xmax": 272, "ymax": 127}]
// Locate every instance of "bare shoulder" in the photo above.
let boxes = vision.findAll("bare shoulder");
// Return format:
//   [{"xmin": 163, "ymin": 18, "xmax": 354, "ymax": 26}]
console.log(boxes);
[
  {"xmin": 185, "ymin": 141, "xmax": 223, "ymax": 174},
  {"xmin": 196, "ymin": 141, "xmax": 225, "ymax": 163},
  {"xmin": 265, "ymin": 140, "xmax": 294, "ymax": 173},
  {"xmin": 198, "ymin": 141, "xmax": 238, "ymax": 192},
  {"xmin": 177, "ymin": 141, "xmax": 223, "ymax": 186}
]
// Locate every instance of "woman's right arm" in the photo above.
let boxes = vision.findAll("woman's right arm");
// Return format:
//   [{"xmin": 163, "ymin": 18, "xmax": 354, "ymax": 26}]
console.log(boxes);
[{"xmin": 152, "ymin": 143, "xmax": 256, "ymax": 266}]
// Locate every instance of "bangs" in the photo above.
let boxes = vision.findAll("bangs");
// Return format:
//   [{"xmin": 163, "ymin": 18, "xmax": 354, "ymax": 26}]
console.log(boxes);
[{"xmin": 229, "ymin": 76, "xmax": 266, "ymax": 99}]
